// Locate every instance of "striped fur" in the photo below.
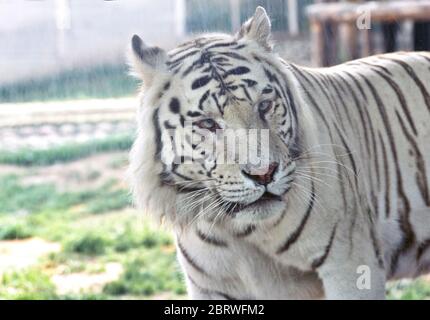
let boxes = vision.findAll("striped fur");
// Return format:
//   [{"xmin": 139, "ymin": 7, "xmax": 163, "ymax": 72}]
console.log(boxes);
[{"xmin": 129, "ymin": 7, "xmax": 430, "ymax": 299}]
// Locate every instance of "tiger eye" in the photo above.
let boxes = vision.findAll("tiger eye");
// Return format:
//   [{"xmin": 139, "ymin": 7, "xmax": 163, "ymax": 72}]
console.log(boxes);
[
  {"xmin": 258, "ymin": 100, "xmax": 273, "ymax": 114},
  {"xmin": 195, "ymin": 118, "xmax": 220, "ymax": 132}
]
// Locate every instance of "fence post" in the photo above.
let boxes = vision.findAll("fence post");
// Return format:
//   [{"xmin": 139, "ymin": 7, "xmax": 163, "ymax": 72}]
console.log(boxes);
[
  {"xmin": 55, "ymin": 0, "xmax": 71, "ymax": 58},
  {"xmin": 230, "ymin": 0, "xmax": 241, "ymax": 32},
  {"xmin": 310, "ymin": 19, "xmax": 324, "ymax": 66},
  {"xmin": 175, "ymin": 0, "xmax": 186, "ymax": 38},
  {"xmin": 287, "ymin": 0, "xmax": 299, "ymax": 36}
]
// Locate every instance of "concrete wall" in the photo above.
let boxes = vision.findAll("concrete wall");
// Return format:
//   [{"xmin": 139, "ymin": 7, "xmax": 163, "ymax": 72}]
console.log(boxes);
[{"xmin": 0, "ymin": 0, "xmax": 185, "ymax": 85}]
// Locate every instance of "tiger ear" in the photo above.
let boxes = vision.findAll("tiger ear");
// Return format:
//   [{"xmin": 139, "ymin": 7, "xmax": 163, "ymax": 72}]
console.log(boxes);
[
  {"xmin": 236, "ymin": 6, "xmax": 272, "ymax": 51},
  {"xmin": 129, "ymin": 34, "xmax": 167, "ymax": 86}
]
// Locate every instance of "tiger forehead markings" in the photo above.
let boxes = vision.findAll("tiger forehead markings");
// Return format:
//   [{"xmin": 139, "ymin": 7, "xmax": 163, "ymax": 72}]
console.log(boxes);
[
  {"xmin": 167, "ymin": 40, "xmax": 292, "ymax": 117},
  {"xmin": 164, "ymin": 37, "xmax": 298, "ymax": 150},
  {"xmin": 129, "ymin": 6, "xmax": 430, "ymax": 299}
]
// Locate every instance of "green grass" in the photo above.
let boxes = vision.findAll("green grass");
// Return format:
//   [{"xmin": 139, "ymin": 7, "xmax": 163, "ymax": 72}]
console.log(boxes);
[
  {"xmin": 61, "ymin": 214, "xmax": 173, "ymax": 257},
  {"xmin": 113, "ymin": 221, "xmax": 172, "ymax": 253},
  {"xmin": 0, "ymin": 222, "xmax": 33, "ymax": 240},
  {"xmin": 0, "ymin": 174, "xmax": 131, "ymax": 223},
  {"xmin": 64, "ymin": 232, "xmax": 110, "ymax": 256},
  {"xmin": 103, "ymin": 250, "xmax": 185, "ymax": 297},
  {"xmin": 0, "ymin": 175, "xmax": 99, "ymax": 214},
  {"xmin": 0, "ymin": 134, "xmax": 133, "ymax": 167},
  {"xmin": 0, "ymin": 64, "xmax": 138, "ymax": 103},
  {"xmin": 86, "ymin": 188, "xmax": 131, "ymax": 214},
  {"xmin": 387, "ymin": 280, "xmax": 430, "ymax": 300},
  {"xmin": 60, "ymin": 293, "xmax": 109, "ymax": 300},
  {"xmin": 0, "ymin": 266, "xmax": 110, "ymax": 300},
  {"xmin": 0, "ymin": 117, "xmax": 187, "ymax": 300},
  {"xmin": 0, "ymin": 167, "xmax": 186, "ymax": 300},
  {"xmin": 0, "ymin": 267, "xmax": 58, "ymax": 300}
]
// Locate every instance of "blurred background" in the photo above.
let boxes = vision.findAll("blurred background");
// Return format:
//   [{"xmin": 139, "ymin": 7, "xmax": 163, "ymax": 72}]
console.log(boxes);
[{"xmin": 0, "ymin": 0, "xmax": 429, "ymax": 300}]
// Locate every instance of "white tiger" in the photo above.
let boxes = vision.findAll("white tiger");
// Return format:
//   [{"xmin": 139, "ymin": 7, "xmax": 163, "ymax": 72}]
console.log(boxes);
[{"xmin": 128, "ymin": 7, "xmax": 430, "ymax": 299}]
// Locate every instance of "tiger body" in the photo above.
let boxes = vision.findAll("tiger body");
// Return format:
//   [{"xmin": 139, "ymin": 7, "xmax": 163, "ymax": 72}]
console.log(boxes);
[
  {"xmin": 129, "ymin": 7, "xmax": 430, "ymax": 299},
  {"xmin": 172, "ymin": 52, "xmax": 430, "ymax": 299}
]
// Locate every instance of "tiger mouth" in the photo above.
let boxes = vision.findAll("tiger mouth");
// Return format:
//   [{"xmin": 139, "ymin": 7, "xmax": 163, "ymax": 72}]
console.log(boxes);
[{"xmin": 225, "ymin": 192, "xmax": 283, "ymax": 214}]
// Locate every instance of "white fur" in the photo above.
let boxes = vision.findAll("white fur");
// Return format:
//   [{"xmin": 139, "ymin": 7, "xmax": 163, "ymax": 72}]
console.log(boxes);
[{"xmin": 129, "ymin": 7, "xmax": 430, "ymax": 299}]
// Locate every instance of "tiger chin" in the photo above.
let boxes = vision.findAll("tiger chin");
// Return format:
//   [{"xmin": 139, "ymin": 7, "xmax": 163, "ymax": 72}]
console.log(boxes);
[{"xmin": 129, "ymin": 6, "xmax": 430, "ymax": 300}]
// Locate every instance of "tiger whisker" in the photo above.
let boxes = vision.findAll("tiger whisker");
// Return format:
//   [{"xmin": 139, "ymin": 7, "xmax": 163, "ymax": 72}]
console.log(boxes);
[
  {"xmin": 295, "ymin": 168, "xmax": 342, "ymax": 182},
  {"xmin": 294, "ymin": 172, "xmax": 332, "ymax": 188},
  {"xmin": 306, "ymin": 160, "xmax": 357, "ymax": 178},
  {"xmin": 290, "ymin": 181, "xmax": 327, "ymax": 214},
  {"xmin": 186, "ymin": 194, "xmax": 224, "ymax": 229}
]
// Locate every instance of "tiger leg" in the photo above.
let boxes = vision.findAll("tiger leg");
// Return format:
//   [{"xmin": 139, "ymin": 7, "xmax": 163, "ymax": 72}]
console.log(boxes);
[
  {"xmin": 315, "ymin": 220, "xmax": 386, "ymax": 299},
  {"xmin": 318, "ymin": 261, "xmax": 385, "ymax": 299}
]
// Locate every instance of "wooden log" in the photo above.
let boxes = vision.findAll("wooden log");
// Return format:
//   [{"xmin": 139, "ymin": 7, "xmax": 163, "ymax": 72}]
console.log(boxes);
[
  {"xmin": 414, "ymin": 22, "xmax": 430, "ymax": 51},
  {"xmin": 361, "ymin": 27, "xmax": 373, "ymax": 57},
  {"xmin": 323, "ymin": 21, "xmax": 338, "ymax": 66},
  {"xmin": 306, "ymin": 2, "xmax": 430, "ymax": 24},
  {"xmin": 310, "ymin": 20, "xmax": 325, "ymax": 67},
  {"xmin": 342, "ymin": 21, "xmax": 359, "ymax": 61},
  {"xmin": 306, "ymin": 1, "xmax": 430, "ymax": 65}
]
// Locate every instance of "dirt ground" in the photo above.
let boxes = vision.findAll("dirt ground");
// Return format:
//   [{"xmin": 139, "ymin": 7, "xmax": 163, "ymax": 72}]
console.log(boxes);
[{"xmin": 0, "ymin": 238, "xmax": 61, "ymax": 275}]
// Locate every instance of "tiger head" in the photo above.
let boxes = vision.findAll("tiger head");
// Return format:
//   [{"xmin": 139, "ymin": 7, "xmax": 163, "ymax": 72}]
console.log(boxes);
[{"xmin": 129, "ymin": 7, "xmax": 316, "ymax": 226}]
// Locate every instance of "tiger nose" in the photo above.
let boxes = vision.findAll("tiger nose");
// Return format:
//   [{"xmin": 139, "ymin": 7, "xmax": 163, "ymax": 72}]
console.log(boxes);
[{"xmin": 241, "ymin": 162, "xmax": 279, "ymax": 186}]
